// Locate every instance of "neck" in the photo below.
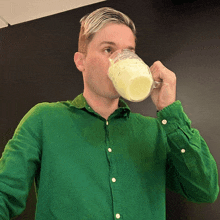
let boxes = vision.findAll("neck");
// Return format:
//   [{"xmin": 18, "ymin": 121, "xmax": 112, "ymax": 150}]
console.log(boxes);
[{"xmin": 83, "ymin": 91, "xmax": 119, "ymax": 120}]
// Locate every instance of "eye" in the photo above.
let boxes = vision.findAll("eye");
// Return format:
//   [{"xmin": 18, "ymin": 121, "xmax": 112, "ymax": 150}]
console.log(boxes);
[{"xmin": 104, "ymin": 47, "xmax": 112, "ymax": 54}]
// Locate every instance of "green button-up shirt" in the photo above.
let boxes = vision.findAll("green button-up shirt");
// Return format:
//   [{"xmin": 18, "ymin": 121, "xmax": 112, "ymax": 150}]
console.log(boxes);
[{"xmin": 0, "ymin": 94, "xmax": 219, "ymax": 219}]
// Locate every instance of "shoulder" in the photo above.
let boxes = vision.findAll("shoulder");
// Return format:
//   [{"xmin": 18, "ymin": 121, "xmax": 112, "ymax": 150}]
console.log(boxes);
[
  {"xmin": 21, "ymin": 101, "xmax": 71, "ymax": 122},
  {"xmin": 29, "ymin": 101, "xmax": 69, "ymax": 113}
]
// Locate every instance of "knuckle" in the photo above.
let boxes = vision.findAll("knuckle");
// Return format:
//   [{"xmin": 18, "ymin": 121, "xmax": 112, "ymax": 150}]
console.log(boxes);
[
  {"xmin": 153, "ymin": 60, "xmax": 162, "ymax": 66},
  {"xmin": 170, "ymin": 73, "xmax": 177, "ymax": 83}
]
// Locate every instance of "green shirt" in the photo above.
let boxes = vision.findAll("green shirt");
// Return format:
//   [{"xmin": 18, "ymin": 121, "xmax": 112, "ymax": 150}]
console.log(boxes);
[{"xmin": 0, "ymin": 94, "xmax": 219, "ymax": 220}]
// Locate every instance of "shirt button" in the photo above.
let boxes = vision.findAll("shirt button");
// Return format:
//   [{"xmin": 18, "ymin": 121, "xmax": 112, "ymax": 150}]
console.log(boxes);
[
  {"xmin": 181, "ymin": 149, "xmax": 186, "ymax": 153},
  {"xmin": 116, "ymin": 213, "xmax": 121, "ymax": 219},
  {"xmin": 108, "ymin": 148, "xmax": 112, "ymax": 152},
  {"xmin": 106, "ymin": 121, "xmax": 109, "ymax": 125},
  {"xmin": 112, "ymin": 178, "xmax": 116, "ymax": 182},
  {"xmin": 162, "ymin": 119, "xmax": 167, "ymax": 125}
]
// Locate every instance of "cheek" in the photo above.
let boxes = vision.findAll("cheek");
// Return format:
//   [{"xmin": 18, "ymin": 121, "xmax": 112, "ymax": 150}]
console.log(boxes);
[{"xmin": 86, "ymin": 54, "xmax": 110, "ymax": 74}]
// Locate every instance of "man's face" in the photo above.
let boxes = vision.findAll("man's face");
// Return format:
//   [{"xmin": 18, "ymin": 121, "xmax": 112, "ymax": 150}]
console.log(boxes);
[{"xmin": 82, "ymin": 23, "xmax": 136, "ymax": 100}]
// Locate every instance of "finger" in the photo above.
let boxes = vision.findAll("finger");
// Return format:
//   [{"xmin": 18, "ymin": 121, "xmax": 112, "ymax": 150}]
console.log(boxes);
[
  {"xmin": 151, "ymin": 61, "xmax": 176, "ymax": 83},
  {"xmin": 150, "ymin": 61, "xmax": 165, "ymax": 75},
  {"xmin": 150, "ymin": 61, "xmax": 164, "ymax": 71},
  {"xmin": 150, "ymin": 64, "xmax": 163, "ymax": 82}
]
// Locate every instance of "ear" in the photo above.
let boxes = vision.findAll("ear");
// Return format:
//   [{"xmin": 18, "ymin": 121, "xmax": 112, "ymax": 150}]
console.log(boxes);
[{"xmin": 74, "ymin": 52, "xmax": 85, "ymax": 72}]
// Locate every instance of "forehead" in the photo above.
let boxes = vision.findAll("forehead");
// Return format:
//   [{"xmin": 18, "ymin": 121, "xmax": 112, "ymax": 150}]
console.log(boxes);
[{"xmin": 91, "ymin": 23, "xmax": 136, "ymax": 47}]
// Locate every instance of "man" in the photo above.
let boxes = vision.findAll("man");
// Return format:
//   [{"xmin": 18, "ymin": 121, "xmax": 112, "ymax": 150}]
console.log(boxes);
[{"xmin": 0, "ymin": 7, "xmax": 219, "ymax": 220}]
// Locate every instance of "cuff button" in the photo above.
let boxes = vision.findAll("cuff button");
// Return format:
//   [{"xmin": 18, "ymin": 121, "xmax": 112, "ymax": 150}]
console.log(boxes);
[
  {"xmin": 181, "ymin": 149, "xmax": 186, "ymax": 153},
  {"xmin": 162, "ymin": 119, "xmax": 167, "ymax": 125}
]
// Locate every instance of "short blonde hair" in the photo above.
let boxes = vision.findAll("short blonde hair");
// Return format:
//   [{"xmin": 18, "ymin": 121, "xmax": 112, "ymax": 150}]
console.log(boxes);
[{"xmin": 78, "ymin": 7, "xmax": 137, "ymax": 55}]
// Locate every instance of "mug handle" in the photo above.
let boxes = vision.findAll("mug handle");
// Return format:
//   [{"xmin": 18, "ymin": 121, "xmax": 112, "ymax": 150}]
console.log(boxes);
[{"xmin": 153, "ymin": 81, "xmax": 162, "ymax": 89}]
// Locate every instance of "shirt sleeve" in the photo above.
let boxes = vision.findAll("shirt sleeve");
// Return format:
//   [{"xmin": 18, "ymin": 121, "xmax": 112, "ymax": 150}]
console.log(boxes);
[
  {"xmin": 0, "ymin": 104, "xmax": 43, "ymax": 219},
  {"xmin": 157, "ymin": 100, "xmax": 219, "ymax": 203}
]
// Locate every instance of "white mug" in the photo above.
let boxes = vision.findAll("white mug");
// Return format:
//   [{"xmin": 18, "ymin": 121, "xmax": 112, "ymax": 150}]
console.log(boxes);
[{"xmin": 108, "ymin": 49, "xmax": 161, "ymax": 102}]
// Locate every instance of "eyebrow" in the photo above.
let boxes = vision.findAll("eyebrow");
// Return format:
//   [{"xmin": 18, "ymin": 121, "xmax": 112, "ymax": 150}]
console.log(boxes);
[{"xmin": 100, "ymin": 41, "xmax": 135, "ymax": 51}]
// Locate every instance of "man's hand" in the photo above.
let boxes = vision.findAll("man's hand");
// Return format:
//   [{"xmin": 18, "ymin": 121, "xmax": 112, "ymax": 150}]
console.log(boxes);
[{"xmin": 150, "ymin": 61, "xmax": 176, "ymax": 111}]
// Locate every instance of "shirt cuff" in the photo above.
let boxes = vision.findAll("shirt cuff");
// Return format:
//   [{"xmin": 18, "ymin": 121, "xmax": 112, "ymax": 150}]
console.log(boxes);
[{"xmin": 156, "ymin": 100, "xmax": 191, "ymax": 135}]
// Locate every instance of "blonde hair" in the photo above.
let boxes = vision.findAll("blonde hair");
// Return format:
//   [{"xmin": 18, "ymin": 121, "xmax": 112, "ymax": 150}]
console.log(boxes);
[{"xmin": 78, "ymin": 7, "xmax": 137, "ymax": 55}]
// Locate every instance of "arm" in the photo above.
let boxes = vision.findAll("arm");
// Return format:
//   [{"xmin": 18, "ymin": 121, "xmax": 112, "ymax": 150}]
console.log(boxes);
[
  {"xmin": 0, "ymin": 104, "xmax": 42, "ymax": 219},
  {"xmin": 157, "ymin": 101, "xmax": 219, "ymax": 203},
  {"xmin": 150, "ymin": 61, "xmax": 219, "ymax": 203}
]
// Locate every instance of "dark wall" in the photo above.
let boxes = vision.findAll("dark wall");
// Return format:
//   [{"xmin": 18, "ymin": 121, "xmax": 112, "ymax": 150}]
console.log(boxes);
[{"xmin": 1, "ymin": 0, "xmax": 219, "ymax": 219}]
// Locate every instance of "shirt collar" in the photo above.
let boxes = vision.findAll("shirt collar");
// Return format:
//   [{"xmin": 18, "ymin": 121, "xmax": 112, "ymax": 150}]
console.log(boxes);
[{"xmin": 67, "ymin": 93, "xmax": 131, "ymax": 118}]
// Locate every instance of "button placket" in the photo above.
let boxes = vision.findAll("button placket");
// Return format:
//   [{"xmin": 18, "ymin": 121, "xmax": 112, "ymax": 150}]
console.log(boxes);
[{"xmin": 105, "ymin": 119, "xmax": 121, "ymax": 219}]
